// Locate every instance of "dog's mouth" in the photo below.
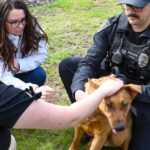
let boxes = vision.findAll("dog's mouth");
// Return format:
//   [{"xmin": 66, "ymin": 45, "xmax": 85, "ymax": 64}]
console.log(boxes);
[
  {"xmin": 112, "ymin": 124, "xmax": 125, "ymax": 134},
  {"xmin": 112, "ymin": 129, "xmax": 124, "ymax": 134}
]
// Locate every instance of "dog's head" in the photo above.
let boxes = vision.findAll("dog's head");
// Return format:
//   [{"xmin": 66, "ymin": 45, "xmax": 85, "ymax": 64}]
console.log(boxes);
[{"xmin": 85, "ymin": 76, "xmax": 141, "ymax": 134}]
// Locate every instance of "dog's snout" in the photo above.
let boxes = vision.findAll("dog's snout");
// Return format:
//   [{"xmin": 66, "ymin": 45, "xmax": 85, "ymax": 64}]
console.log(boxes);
[{"xmin": 115, "ymin": 123, "xmax": 125, "ymax": 132}]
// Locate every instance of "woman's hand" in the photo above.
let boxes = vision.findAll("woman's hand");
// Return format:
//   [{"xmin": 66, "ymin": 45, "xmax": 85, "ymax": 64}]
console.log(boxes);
[
  {"xmin": 11, "ymin": 59, "xmax": 20, "ymax": 73},
  {"xmin": 35, "ymin": 86, "xmax": 56, "ymax": 102}
]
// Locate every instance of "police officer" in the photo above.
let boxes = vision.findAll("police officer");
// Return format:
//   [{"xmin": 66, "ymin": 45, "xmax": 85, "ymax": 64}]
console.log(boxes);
[{"xmin": 59, "ymin": 0, "xmax": 150, "ymax": 149}]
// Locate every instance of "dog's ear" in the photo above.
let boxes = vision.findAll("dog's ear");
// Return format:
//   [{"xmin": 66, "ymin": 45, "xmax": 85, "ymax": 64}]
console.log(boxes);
[
  {"xmin": 124, "ymin": 84, "xmax": 142, "ymax": 99},
  {"xmin": 85, "ymin": 78, "xmax": 99, "ymax": 93},
  {"xmin": 88, "ymin": 79, "xmax": 99, "ymax": 89}
]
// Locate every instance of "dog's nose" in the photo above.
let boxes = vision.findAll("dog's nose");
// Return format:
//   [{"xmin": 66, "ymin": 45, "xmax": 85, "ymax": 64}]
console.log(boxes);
[{"xmin": 115, "ymin": 123, "xmax": 125, "ymax": 132}]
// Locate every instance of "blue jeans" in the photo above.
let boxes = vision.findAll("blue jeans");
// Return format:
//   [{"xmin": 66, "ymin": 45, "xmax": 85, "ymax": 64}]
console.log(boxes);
[{"xmin": 15, "ymin": 66, "xmax": 46, "ymax": 86}]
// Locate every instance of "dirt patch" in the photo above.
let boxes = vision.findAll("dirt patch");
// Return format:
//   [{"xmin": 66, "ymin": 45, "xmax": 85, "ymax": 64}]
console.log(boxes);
[{"xmin": 24, "ymin": 0, "xmax": 55, "ymax": 7}]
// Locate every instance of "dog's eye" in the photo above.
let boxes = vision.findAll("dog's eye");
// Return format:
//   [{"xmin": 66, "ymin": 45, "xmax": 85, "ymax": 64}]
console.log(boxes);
[
  {"xmin": 106, "ymin": 103, "xmax": 113, "ymax": 110},
  {"xmin": 121, "ymin": 103, "xmax": 128, "ymax": 109}
]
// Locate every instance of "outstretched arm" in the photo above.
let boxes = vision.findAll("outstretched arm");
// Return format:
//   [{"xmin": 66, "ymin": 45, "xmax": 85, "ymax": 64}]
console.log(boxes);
[{"xmin": 13, "ymin": 78, "xmax": 123, "ymax": 129}]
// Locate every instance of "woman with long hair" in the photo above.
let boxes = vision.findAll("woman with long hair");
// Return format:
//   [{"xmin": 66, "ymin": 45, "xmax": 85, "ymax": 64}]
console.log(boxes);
[{"xmin": 0, "ymin": 0, "xmax": 48, "ymax": 90}]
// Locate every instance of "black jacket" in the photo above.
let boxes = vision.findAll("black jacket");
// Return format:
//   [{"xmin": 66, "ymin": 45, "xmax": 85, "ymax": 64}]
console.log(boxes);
[{"xmin": 71, "ymin": 13, "xmax": 150, "ymax": 104}]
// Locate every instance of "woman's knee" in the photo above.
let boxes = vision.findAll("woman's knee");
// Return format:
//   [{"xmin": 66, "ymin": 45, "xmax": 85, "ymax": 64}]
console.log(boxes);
[
  {"xmin": 33, "ymin": 67, "xmax": 46, "ymax": 86},
  {"xmin": 26, "ymin": 67, "xmax": 46, "ymax": 86},
  {"xmin": 37, "ymin": 67, "xmax": 46, "ymax": 80}
]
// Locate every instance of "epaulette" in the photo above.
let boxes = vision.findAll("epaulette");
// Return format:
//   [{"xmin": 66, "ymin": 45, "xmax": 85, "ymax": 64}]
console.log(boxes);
[
  {"xmin": 97, "ymin": 19, "xmax": 110, "ymax": 33},
  {"xmin": 96, "ymin": 15, "xmax": 121, "ymax": 33}
]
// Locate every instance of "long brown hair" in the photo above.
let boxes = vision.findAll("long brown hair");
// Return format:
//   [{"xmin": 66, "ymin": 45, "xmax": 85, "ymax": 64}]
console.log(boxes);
[{"xmin": 0, "ymin": 0, "xmax": 48, "ymax": 70}]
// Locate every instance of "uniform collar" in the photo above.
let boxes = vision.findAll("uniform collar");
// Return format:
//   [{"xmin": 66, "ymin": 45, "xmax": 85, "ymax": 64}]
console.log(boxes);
[
  {"xmin": 142, "ymin": 26, "xmax": 150, "ymax": 38},
  {"xmin": 117, "ymin": 13, "xmax": 150, "ymax": 38},
  {"xmin": 117, "ymin": 13, "xmax": 129, "ymax": 31}
]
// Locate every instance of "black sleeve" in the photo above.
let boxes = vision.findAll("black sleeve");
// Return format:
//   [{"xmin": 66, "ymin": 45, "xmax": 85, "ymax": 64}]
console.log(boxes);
[
  {"xmin": 71, "ymin": 18, "xmax": 118, "ymax": 95},
  {"xmin": 0, "ymin": 82, "xmax": 41, "ymax": 128},
  {"xmin": 0, "ymin": 128, "xmax": 11, "ymax": 150},
  {"xmin": 135, "ymin": 85, "xmax": 150, "ymax": 103}
]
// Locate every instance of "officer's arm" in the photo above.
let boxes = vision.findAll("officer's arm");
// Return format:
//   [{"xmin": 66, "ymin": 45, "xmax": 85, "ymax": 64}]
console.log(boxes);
[
  {"xmin": 71, "ymin": 26, "xmax": 110, "ymax": 96},
  {"xmin": 135, "ymin": 85, "xmax": 150, "ymax": 103},
  {"xmin": 71, "ymin": 17, "xmax": 119, "ymax": 97}
]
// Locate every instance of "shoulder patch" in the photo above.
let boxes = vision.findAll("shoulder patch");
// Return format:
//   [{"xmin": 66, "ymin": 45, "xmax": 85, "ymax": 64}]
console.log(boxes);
[{"xmin": 97, "ymin": 20, "xmax": 110, "ymax": 33}]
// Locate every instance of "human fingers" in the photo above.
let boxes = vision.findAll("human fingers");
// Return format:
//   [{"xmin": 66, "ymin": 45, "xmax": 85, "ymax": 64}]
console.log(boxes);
[
  {"xmin": 110, "ymin": 74, "xmax": 116, "ymax": 77},
  {"xmin": 41, "ymin": 90, "xmax": 56, "ymax": 101},
  {"xmin": 42, "ymin": 90, "xmax": 56, "ymax": 98},
  {"xmin": 99, "ymin": 79, "xmax": 124, "ymax": 97},
  {"xmin": 35, "ymin": 86, "xmax": 55, "ymax": 93},
  {"xmin": 11, "ymin": 59, "xmax": 20, "ymax": 73}
]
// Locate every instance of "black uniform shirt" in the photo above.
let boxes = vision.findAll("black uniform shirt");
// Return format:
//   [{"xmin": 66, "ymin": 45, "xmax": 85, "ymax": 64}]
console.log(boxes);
[{"xmin": 71, "ymin": 12, "xmax": 150, "ymax": 103}]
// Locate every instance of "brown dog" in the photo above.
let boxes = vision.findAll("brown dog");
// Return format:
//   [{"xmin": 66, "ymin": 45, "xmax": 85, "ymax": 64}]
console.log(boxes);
[{"xmin": 68, "ymin": 76, "xmax": 141, "ymax": 150}]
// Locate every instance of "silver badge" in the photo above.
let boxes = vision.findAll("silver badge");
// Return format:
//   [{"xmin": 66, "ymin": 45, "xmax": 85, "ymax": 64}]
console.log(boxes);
[{"xmin": 138, "ymin": 53, "xmax": 149, "ymax": 68}]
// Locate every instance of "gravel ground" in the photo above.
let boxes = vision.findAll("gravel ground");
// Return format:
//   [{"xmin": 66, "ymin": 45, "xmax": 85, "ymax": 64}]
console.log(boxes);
[{"xmin": 24, "ymin": 0, "xmax": 55, "ymax": 7}]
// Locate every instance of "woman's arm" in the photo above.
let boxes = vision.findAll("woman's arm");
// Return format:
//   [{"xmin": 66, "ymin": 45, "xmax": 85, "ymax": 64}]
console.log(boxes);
[
  {"xmin": 0, "ymin": 60, "xmax": 38, "ymax": 90},
  {"xmin": 17, "ymin": 39, "xmax": 48, "ymax": 73}
]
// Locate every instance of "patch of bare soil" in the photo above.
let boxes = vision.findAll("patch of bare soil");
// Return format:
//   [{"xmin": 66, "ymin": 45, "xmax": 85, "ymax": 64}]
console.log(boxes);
[{"xmin": 24, "ymin": 0, "xmax": 55, "ymax": 7}]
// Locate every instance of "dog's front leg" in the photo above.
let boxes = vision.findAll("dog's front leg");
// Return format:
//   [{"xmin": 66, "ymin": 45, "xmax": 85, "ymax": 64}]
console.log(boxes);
[
  {"xmin": 88, "ymin": 134, "xmax": 107, "ymax": 150},
  {"xmin": 120, "ymin": 140, "xmax": 130, "ymax": 150},
  {"xmin": 68, "ymin": 126, "xmax": 85, "ymax": 150}
]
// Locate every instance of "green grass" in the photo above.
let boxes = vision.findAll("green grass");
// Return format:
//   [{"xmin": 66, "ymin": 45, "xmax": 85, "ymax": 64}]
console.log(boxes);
[{"xmin": 13, "ymin": 0, "xmax": 122, "ymax": 149}]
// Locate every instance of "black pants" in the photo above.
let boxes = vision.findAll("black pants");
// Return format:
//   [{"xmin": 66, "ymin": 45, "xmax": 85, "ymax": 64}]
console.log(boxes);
[
  {"xmin": 128, "ymin": 101, "xmax": 150, "ymax": 150},
  {"xmin": 59, "ymin": 56, "xmax": 82, "ymax": 103},
  {"xmin": 0, "ymin": 128, "xmax": 11, "ymax": 150},
  {"xmin": 59, "ymin": 56, "xmax": 150, "ymax": 150},
  {"xmin": 59, "ymin": 56, "xmax": 110, "ymax": 103}
]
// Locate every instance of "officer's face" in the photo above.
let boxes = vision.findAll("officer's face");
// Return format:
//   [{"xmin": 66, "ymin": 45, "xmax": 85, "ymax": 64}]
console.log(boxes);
[{"xmin": 124, "ymin": 3, "xmax": 150, "ymax": 31}]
